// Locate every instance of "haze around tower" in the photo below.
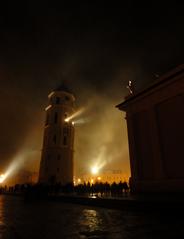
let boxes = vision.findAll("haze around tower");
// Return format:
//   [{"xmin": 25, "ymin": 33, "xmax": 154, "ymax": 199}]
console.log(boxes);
[{"xmin": 0, "ymin": 2, "xmax": 184, "ymax": 183}]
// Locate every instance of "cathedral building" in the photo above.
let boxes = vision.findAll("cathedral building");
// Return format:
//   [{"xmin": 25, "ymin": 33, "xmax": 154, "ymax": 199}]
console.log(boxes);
[
  {"xmin": 117, "ymin": 65, "xmax": 184, "ymax": 192},
  {"xmin": 39, "ymin": 85, "xmax": 75, "ymax": 185}
]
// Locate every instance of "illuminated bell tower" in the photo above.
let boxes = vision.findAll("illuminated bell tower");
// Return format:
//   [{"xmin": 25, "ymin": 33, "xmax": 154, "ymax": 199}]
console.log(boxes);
[{"xmin": 39, "ymin": 84, "xmax": 75, "ymax": 185}]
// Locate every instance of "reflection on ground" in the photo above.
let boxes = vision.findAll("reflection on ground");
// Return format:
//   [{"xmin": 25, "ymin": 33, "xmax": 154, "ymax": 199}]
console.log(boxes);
[
  {"xmin": 78, "ymin": 209, "xmax": 108, "ymax": 238},
  {"xmin": 0, "ymin": 195, "xmax": 184, "ymax": 239}
]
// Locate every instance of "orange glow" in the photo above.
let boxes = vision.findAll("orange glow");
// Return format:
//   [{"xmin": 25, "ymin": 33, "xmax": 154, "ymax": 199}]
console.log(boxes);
[
  {"xmin": 65, "ymin": 108, "xmax": 85, "ymax": 122},
  {"xmin": 45, "ymin": 105, "xmax": 52, "ymax": 111},
  {"xmin": 0, "ymin": 174, "xmax": 5, "ymax": 183},
  {"xmin": 91, "ymin": 166, "xmax": 99, "ymax": 175}
]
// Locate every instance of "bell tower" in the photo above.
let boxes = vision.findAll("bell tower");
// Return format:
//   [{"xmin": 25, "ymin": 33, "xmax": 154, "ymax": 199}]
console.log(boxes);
[{"xmin": 39, "ymin": 84, "xmax": 75, "ymax": 185}]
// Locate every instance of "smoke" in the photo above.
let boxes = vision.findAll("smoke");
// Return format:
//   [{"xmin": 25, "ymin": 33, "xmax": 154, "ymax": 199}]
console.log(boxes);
[
  {"xmin": 0, "ymin": 54, "xmax": 142, "ymax": 183},
  {"xmin": 73, "ymin": 79, "xmax": 131, "ymax": 178},
  {"xmin": 0, "ymin": 3, "xmax": 183, "ymax": 184},
  {"xmin": 0, "ymin": 64, "xmax": 47, "ymax": 175}
]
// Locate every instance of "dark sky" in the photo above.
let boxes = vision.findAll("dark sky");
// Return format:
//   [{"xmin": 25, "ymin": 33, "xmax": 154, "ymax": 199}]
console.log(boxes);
[{"xmin": 0, "ymin": 2, "xmax": 183, "ymax": 181}]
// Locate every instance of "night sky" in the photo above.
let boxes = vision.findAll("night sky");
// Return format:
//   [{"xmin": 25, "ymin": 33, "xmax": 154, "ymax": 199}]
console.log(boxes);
[{"xmin": 0, "ymin": 2, "xmax": 183, "ymax": 181}]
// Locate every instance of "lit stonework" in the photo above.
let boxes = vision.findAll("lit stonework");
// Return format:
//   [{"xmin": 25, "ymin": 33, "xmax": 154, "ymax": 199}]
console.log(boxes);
[{"xmin": 39, "ymin": 85, "xmax": 75, "ymax": 185}]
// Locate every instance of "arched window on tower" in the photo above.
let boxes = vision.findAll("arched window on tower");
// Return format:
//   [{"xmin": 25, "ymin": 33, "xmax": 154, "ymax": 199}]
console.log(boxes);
[
  {"xmin": 54, "ymin": 112, "xmax": 58, "ymax": 124},
  {"xmin": 45, "ymin": 113, "xmax": 49, "ymax": 126},
  {"xmin": 63, "ymin": 125, "xmax": 69, "ymax": 134},
  {"xmin": 56, "ymin": 97, "xmax": 60, "ymax": 104},
  {"xmin": 65, "ymin": 96, "xmax": 70, "ymax": 101},
  {"xmin": 63, "ymin": 125, "xmax": 68, "ymax": 145},
  {"xmin": 53, "ymin": 134, "xmax": 57, "ymax": 144},
  {"xmin": 63, "ymin": 135, "xmax": 67, "ymax": 145},
  {"xmin": 64, "ymin": 112, "xmax": 68, "ymax": 119}
]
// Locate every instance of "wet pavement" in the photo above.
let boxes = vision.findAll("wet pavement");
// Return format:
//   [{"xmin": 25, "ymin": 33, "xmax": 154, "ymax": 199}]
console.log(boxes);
[{"xmin": 0, "ymin": 195, "xmax": 184, "ymax": 238}]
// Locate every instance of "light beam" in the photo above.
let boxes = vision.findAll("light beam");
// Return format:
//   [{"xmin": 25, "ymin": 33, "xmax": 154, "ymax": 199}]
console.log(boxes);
[
  {"xmin": 65, "ymin": 107, "xmax": 85, "ymax": 122},
  {"xmin": 0, "ymin": 174, "xmax": 5, "ymax": 183}
]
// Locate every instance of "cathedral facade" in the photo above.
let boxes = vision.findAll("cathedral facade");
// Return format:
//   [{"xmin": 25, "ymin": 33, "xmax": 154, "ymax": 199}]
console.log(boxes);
[{"xmin": 117, "ymin": 65, "xmax": 184, "ymax": 192}]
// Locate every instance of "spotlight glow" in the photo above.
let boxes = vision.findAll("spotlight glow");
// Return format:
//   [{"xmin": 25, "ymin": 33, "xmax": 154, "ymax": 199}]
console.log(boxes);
[
  {"xmin": 0, "ymin": 174, "xmax": 5, "ymax": 183},
  {"xmin": 90, "ymin": 146, "xmax": 107, "ymax": 177},
  {"xmin": 91, "ymin": 166, "xmax": 99, "ymax": 175},
  {"xmin": 73, "ymin": 118, "xmax": 90, "ymax": 125},
  {"xmin": 0, "ymin": 151, "xmax": 32, "ymax": 184},
  {"xmin": 65, "ymin": 108, "xmax": 85, "ymax": 122}
]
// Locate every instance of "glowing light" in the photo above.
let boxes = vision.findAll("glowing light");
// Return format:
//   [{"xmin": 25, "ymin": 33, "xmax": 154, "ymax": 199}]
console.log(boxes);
[
  {"xmin": 91, "ymin": 166, "xmax": 99, "ymax": 175},
  {"xmin": 0, "ymin": 151, "xmax": 31, "ymax": 184},
  {"xmin": 0, "ymin": 174, "xmax": 5, "ymax": 183},
  {"xmin": 48, "ymin": 91, "xmax": 55, "ymax": 98},
  {"xmin": 45, "ymin": 105, "xmax": 52, "ymax": 111},
  {"xmin": 72, "ymin": 118, "xmax": 90, "ymax": 125},
  {"xmin": 91, "ymin": 179, "xmax": 94, "ymax": 184},
  {"xmin": 65, "ymin": 108, "xmax": 85, "ymax": 122},
  {"xmin": 72, "ymin": 121, "xmax": 75, "ymax": 125},
  {"xmin": 77, "ymin": 178, "xmax": 81, "ymax": 183},
  {"xmin": 89, "ymin": 146, "xmax": 107, "ymax": 177},
  {"xmin": 97, "ymin": 177, "xmax": 101, "ymax": 180}
]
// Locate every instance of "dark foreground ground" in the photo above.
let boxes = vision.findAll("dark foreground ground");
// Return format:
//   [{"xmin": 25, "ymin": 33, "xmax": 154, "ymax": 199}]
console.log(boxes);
[{"xmin": 0, "ymin": 195, "xmax": 184, "ymax": 239}]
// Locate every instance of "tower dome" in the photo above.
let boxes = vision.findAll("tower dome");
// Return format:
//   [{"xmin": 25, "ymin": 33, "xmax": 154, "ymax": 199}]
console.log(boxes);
[{"xmin": 54, "ymin": 82, "xmax": 73, "ymax": 94}]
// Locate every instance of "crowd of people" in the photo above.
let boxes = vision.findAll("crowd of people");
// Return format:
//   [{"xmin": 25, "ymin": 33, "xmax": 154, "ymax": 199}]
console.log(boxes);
[{"xmin": 0, "ymin": 181, "xmax": 130, "ymax": 199}]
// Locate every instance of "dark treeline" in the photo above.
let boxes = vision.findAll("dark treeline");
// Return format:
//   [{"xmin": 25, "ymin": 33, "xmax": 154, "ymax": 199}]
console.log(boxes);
[{"xmin": 0, "ymin": 181, "xmax": 130, "ymax": 200}]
